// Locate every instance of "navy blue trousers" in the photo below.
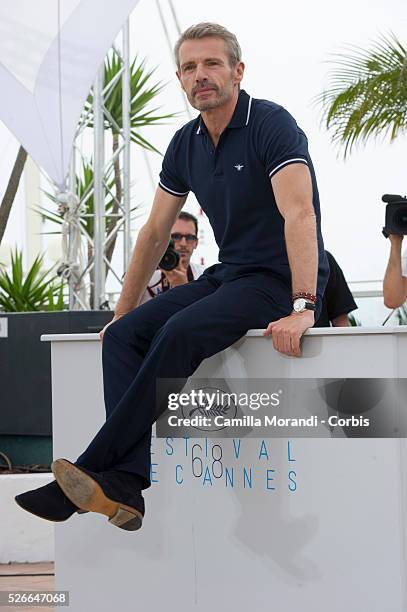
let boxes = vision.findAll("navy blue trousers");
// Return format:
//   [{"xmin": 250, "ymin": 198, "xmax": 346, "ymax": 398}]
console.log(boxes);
[{"xmin": 75, "ymin": 264, "xmax": 297, "ymax": 489}]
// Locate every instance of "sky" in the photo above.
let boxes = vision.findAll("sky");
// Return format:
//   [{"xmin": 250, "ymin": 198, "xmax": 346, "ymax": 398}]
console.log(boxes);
[{"xmin": 0, "ymin": 0, "xmax": 406, "ymax": 307}]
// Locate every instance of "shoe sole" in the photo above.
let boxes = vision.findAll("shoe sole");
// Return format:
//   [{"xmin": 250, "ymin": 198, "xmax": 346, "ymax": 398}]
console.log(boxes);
[{"xmin": 51, "ymin": 459, "xmax": 143, "ymax": 531}]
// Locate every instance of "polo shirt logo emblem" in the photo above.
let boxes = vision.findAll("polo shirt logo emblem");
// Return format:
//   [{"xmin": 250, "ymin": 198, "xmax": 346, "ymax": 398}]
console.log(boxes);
[{"xmin": 234, "ymin": 164, "xmax": 244, "ymax": 171}]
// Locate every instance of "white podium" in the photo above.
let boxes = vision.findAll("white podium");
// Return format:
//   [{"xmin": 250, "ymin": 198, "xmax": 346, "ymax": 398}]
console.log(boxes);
[{"xmin": 42, "ymin": 327, "xmax": 407, "ymax": 612}]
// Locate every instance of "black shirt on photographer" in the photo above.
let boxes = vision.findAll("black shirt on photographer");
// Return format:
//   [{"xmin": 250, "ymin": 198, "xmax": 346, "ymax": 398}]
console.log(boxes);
[{"xmin": 314, "ymin": 251, "xmax": 357, "ymax": 327}]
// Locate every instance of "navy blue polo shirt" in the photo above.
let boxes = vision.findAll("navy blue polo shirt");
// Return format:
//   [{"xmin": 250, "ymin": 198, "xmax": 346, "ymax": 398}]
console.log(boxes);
[{"xmin": 158, "ymin": 88, "xmax": 329, "ymax": 314}]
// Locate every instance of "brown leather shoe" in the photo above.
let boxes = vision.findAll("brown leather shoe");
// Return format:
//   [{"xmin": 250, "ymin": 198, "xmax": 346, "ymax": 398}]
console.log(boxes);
[{"xmin": 51, "ymin": 459, "xmax": 144, "ymax": 531}]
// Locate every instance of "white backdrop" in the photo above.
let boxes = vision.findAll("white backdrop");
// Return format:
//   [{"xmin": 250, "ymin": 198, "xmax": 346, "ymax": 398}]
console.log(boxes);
[{"xmin": 0, "ymin": 0, "xmax": 140, "ymax": 188}]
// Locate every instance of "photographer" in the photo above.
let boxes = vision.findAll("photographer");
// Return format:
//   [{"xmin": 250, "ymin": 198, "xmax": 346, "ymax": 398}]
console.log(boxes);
[
  {"xmin": 139, "ymin": 211, "xmax": 204, "ymax": 304},
  {"xmin": 383, "ymin": 235, "xmax": 407, "ymax": 309}
]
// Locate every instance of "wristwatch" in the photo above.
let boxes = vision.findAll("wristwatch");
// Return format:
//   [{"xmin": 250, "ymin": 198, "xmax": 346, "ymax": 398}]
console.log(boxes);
[{"xmin": 293, "ymin": 298, "xmax": 316, "ymax": 313}]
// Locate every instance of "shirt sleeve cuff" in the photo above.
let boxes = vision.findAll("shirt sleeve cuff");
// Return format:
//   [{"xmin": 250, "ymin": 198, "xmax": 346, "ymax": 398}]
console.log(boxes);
[
  {"xmin": 158, "ymin": 181, "xmax": 189, "ymax": 197},
  {"xmin": 269, "ymin": 157, "xmax": 308, "ymax": 179}
]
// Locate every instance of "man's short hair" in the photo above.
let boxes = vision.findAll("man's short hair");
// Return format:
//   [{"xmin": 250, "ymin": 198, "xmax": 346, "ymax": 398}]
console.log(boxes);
[
  {"xmin": 178, "ymin": 211, "xmax": 198, "ymax": 235},
  {"xmin": 174, "ymin": 22, "xmax": 242, "ymax": 70}
]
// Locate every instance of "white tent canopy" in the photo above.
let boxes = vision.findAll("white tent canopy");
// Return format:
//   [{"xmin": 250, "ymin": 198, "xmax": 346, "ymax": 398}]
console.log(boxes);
[{"xmin": 0, "ymin": 0, "xmax": 140, "ymax": 188}]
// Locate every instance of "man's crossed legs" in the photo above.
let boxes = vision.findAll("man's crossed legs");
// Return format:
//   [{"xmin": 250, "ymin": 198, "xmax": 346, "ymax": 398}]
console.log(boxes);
[{"xmin": 15, "ymin": 268, "xmax": 290, "ymax": 531}]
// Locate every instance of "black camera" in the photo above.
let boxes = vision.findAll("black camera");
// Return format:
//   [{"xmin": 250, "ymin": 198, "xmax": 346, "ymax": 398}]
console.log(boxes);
[
  {"xmin": 158, "ymin": 239, "xmax": 180, "ymax": 271},
  {"xmin": 382, "ymin": 194, "xmax": 407, "ymax": 237}
]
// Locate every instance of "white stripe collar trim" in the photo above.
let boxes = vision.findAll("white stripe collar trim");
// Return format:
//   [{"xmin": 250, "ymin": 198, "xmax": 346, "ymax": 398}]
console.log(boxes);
[
  {"xmin": 195, "ymin": 94, "xmax": 252, "ymax": 132},
  {"xmin": 245, "ymin": 96, "xmax": 252, "ymax": 125}
]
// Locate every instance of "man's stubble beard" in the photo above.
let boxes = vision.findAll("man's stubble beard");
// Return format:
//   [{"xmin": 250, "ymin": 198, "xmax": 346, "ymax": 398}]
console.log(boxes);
[{"xmin": 188, "ymin": 80, "xmax": 234, "ymax": 112}]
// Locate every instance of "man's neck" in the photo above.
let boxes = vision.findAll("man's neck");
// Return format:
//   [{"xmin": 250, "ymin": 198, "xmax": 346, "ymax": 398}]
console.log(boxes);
[{"xmin": 201, "ymin": 88, "xmax": 240, "ymax": 147}]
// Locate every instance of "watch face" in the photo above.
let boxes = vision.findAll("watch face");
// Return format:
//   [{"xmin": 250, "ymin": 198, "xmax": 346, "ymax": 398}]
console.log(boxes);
[{"xmin": 293, "ymin": 298, "xmax": 306, "ymax": 312}]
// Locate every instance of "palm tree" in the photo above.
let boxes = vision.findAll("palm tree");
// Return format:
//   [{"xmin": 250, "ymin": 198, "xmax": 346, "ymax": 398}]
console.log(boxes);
[
  {"xmin": 39, "ymin": 51, "xmax": 178, "ymax": 307},
  {"xmin": 0, "ymin": 146, "xmax": 27, "ymax": 244},
  {"xmin": 83, "ymin": 50, "xmax": 179, "ymax": 269},
  {"xmin": 0, "ymin": 249, "xmax": 65, "ymax": 312},
  {"xmin": 39, "ymin": 158, "xmax": 142, "ymax": 307},
  {"xmin": 313, "ymin": 32, "xmax": 407, "ymax": 157}
]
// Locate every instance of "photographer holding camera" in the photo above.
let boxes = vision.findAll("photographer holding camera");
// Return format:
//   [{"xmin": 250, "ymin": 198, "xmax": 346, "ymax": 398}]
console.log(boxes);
[
  {"xmin": 382, "ymin": 194, "xmax": 407, "ymax": 309},
  {"xmin": 139, "ymin": 211, "xmax": 204, "ymax": 304}
]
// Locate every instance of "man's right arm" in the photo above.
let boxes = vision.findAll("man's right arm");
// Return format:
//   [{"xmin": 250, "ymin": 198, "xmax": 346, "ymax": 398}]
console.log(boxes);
[
  {"xmin": 383, "ymin": 235, "xmax": 407, "ymax": 309},
  {"xmin": 100, "ymin": 187, "xmax": 187, "ymax": 337}
]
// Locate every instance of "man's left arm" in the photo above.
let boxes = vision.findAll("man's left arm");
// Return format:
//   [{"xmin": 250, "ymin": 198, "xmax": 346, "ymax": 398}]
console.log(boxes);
[{"xmin": 263, "ymin": 163, "xmax": 317, "ymax": 357}]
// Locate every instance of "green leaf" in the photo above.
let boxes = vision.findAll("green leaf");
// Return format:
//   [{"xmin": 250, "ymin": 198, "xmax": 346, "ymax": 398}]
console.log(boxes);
[
  {"xmin": 83, "ymin": 49, "xmax": 179, "ymax": 154},
  {"xmin": 0, "ymin": 249, "xmax": 67, "ymax": 312},
  {"xmin": 313, "ymin": 31, "xmax": 407, "ymax": 158}
]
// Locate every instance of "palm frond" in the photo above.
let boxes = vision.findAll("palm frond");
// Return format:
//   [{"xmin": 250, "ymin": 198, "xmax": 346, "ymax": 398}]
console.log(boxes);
[
  {"xmin": 83, "ymin": 50, "xmax": 179, "ymax": 153},
  {"xmin": 0, "ymin": 248, "xmax": 67, "ymax": 312},
  {"xmin": 313, "ymin": 31, "xmax": 407, "ymax": 157}
]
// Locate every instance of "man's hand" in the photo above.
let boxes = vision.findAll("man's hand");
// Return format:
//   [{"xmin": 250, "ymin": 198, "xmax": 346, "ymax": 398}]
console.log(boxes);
[
  {"xmin": 99, "ymin": 313, "xmax": 125, "ymax": 340},
  {"xmin": 262, "ymin": 310, "xmax": 315, "ymax": 357},
  {"xmin": 161, "ymin": 263, "xmax": 189, "ymax": 287}
]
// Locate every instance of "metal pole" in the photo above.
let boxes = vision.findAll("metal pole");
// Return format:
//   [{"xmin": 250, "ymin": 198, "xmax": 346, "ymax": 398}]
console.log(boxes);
[
  {"xmin": 122, "ymin": 19, "xmax": 131, "ymax": 269},
  {"xmin": 93, "ymin": 64, "xmax": 106, "ymax": 309},
  {"xmin": 167, "ymin": 0, "xmax": 181, "ymax": 34},
  {"xmin": 155, "ymin": 0, "xmax": 191, "ymax": 119},
  {"xmin": 67, "ymin": 146, "xmax": 76, "ymax": 309}
]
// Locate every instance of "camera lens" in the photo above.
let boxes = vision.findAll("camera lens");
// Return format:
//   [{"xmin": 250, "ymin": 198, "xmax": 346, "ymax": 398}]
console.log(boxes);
[
  {"xmin": 160, "ymin": 250, "xmax": 179, "ymax": 271},
  {"xmin": 158, "ymin": 240, "xmax": 180, "ymax": 271}
]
